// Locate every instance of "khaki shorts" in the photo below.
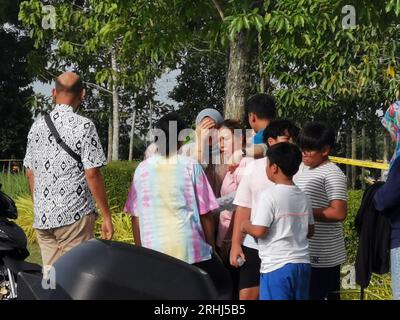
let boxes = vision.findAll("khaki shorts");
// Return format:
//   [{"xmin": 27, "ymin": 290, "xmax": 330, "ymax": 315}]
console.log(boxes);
[{"xmin": 35, "ymin": 213, "xmax": 96, "ymax": 269}]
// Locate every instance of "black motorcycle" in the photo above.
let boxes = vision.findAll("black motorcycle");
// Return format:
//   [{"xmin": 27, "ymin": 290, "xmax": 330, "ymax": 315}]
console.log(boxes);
[
  {"xmin": 0, "ymin": 184, "xmax": 42, "ymax": 300},
  {"xmin": 18, "ymin": 239, "xmax": 233, "ymax": 300}
]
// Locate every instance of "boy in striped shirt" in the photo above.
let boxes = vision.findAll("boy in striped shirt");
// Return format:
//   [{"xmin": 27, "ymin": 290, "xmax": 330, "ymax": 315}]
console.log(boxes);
[{"xmin": 294, "ymin": 122, "xmax": 348, "ymax": 300}]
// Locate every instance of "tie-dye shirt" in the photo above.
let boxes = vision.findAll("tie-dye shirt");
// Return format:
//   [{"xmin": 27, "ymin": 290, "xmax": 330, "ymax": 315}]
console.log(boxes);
[{"xmin": 124, "ymin": 155, "xmax": 219, "ymax": 264}]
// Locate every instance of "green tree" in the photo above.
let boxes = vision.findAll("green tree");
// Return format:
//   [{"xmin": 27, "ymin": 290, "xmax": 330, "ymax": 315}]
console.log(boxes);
[
  {"xmin": 19, "ymin": 0, "xmax": 170, "ymax": 160},
  {"xmin": 170, "ymin": 50, "xmax": 226, "ymax": 125},
  {"xmin": 0, "ymin": 0, "xmax": 34, "ymax": 159}
]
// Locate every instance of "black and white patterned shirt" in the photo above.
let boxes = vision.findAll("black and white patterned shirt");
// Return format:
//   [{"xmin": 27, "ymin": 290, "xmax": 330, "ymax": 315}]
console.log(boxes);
[{"xmin": 23, "ymin": 104, "xmax": 107, "ymax": 230}]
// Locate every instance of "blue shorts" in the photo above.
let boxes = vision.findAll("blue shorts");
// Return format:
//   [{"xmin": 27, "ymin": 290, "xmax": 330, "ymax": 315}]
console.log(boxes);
[{"xmin": 260, "ymin": 263, "xmax": 311, "ymax": 300}]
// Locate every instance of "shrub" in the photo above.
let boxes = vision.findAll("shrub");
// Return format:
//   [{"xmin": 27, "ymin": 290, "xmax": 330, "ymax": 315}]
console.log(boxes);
[
  {"xmin": 344, "ymin": 190, "xmax": 363, "ymax": 263},
  {"xmin": 13, "ymin": 160, "xmax": 139, "ymax": 245},
  {"xmin": 14, "ymin": 196, "xmax": 134, "ymax": 245},
  {"xmin": 101, "ymin": 161, "xmax": 138, "ymax": 211},
  {"xmin": 15, "ymin": 194, "xmax": 36, "ymax": 244}
]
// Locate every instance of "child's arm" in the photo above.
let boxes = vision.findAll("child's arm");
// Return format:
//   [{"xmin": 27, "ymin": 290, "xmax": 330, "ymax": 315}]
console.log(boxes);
[
  {"xmin": 230, "ymin": 206, "xmax": 250, "ymax": 267},
  {"xmin": 131, "ymin": 216, "xmax": 141, "ymax": 246},
  {"xmin": 241, "ymin": 189, "xmax": 273, "ymax": 239},
  {"xmin": 307, "ymin": 224, "xmax": 315, "ymax": 239},
  {"xmin": 200, "ymin": 213, "xmax": 216, "ymax": 250},
  {"xmin": 313, "ymin": 199, "xmax": 347, "ymax": 222},
  {"xmin": 241, "ymin": 220, "xmax": 268, "ymax": 239}
]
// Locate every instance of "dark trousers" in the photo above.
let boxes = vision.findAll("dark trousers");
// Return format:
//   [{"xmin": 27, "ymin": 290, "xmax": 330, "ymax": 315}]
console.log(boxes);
[
  {"xmin": 193, "ymin": 253, "xmax": 233, "ymax": 299},
  {"xmin": 309, "ymin": 265, "xmax": 341, "ymax": 300}
]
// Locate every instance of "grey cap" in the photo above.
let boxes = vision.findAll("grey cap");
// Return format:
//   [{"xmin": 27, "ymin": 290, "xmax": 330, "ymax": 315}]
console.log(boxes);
[{"xmin": 195, "ymin": 108, "xmax": 224, "ymax": 126}]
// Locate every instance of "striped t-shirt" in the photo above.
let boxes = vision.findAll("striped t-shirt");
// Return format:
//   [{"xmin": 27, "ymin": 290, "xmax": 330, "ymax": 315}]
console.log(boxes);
[{"xmin": 294, "ymin": 161, "xmax": 347, "ymax": 268}]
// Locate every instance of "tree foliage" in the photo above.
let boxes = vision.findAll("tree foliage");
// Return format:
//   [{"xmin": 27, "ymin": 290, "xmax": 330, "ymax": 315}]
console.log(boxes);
[
  {"xmin": 170, "ymin": 50, "xmax": 226, "ymax": 126},
  {"xmin": 0, "ymin": 0, "xmax": 34, "ymax": 159}
]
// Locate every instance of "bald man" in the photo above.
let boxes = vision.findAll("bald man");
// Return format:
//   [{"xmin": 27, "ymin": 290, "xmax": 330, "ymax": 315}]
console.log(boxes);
[{"xmin": 24, "ymin": 72, "xmax": 114, "ymax": 271}]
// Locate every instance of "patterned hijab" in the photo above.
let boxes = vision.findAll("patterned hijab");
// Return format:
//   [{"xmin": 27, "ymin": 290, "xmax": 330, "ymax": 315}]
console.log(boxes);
[{"xmin": 382, "ymin": 101, "xmax": 400, "ymax": 168}]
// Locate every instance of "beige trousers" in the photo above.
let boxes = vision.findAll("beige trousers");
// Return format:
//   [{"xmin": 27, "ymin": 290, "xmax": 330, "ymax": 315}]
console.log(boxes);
[{"xmin": 36, "ymin": 213, "xmax": 96, "ymax": 268}]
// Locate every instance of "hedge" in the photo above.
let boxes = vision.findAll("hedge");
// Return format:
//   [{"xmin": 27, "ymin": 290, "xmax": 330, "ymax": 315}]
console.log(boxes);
[{"xmin": 101, "ymin": 161, "xmax": 138, "ymax": 211}]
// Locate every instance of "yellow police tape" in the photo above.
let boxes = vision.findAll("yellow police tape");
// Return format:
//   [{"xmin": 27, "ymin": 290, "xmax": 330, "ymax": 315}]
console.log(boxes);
[
  {"xmin": 0, "ymin": 158, "xmax": 390, "ymax": 170},
  {"xmin": 329, "ymin": 156, "xmax": 389, "ymax": 170}
]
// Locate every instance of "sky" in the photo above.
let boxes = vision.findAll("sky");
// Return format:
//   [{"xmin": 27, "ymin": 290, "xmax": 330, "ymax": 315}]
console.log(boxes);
[{"xmin": 32, "ymin": 69, "xmax": 181, "ymax": 108}]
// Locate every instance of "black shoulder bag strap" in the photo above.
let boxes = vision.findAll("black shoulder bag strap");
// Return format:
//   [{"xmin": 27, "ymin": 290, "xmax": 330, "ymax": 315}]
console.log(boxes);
[{"xmin": 44, "ymin": 114, "xmax": 83, "ymax": 166}]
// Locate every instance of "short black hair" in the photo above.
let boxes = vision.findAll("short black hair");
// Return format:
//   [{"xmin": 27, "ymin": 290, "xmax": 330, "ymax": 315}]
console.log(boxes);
[
  {"xmin": 155, "ymin": 112, "xmax": 186, "ymax": 156},
  {"xmin": 263, "ymin": 119, "xmax": 300, "ymax": 146},
  {"xmin": 266, "ymin": 142, "xmax": 302, "ymax": 178},
  {"xmin": 244, "ymin": 94, "xmax": 276, "ymax": 120},
  {"xmin": 298, "ymin": 121, "xmax": 335, "ymax": 151}
]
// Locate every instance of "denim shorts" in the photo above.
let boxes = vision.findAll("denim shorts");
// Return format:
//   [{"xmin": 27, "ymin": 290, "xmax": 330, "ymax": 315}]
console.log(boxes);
[{"xmin": 391, "ymin": 247, "xmax": 400, "ymax": 300}]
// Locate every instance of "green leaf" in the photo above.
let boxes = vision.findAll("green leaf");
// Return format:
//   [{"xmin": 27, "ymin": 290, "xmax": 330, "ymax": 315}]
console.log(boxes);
[
  {"xmin": 107, "ymin": 3, "xmax": 118, "ymax": 15},
  {"xmin": 304, "ymin": 34, "xmax": 311, "ymax": 46},
  {"xmin": 385, "ymin": 0, "xmax": 395, "ymax": 13},
  {"xmin": 276, "ymin": 17, "xmax": 285, "ymax": 32},
  {"xmin": 346, "ymin": 32, "xmax": 355, "ymax": 42},
  {"xmin": 59, "ymin": 41, "xmax": 74, "ymax": 56},
  {"xmin": 243, "ymin": 16, "xmax": 250, "ymax": 30},
  {"xmin": 265, "ymin": 13, "xmax": 272, "ymax": 24},
  {"xmin": 254, "ymin": 15, "xmax": 264, "ymax": 32}
]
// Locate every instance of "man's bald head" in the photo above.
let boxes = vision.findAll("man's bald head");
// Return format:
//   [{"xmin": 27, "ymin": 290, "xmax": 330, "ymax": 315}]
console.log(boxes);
[
  {"xmin": 55, "ymin": 72, "xmax": 84, "ymax": 96},
  {"xmin": 53, "ymin": 72, "xmax": 85, "ymax": 110}
]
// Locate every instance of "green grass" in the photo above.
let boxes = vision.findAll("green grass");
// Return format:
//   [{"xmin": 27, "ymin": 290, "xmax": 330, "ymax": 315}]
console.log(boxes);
[
  {"xmin": 27, "ymin": 242, "xmax": 42, "ymax": 265},
  {"xmin": 341, "ymin": 274, "xmax": 393, "ymax": 300},
  {"xmin": 0, "ymin": 171, "xmax": 29, "ymax": 199}
]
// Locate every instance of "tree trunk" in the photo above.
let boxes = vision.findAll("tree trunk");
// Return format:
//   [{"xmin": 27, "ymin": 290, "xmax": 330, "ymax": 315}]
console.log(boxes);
[
  {"xmin": 128, "ymin": 108, "xmax": 137, "ymax": 162},
  {"xmin": 258, "ymin": 34, "xmax": 267, "ymax": 93},
  {"xmin": 148, "ymin": 101, "xmax": 153, "ymax": 144},
  {"xmin": 107, "ymin": 106, "xmax": 113, "ymax": 162},
  {"xmin": 351, "ymin": 125, "xmax": 357, "ymax": 189},
  {"xmin": 224, "ymin": 30, "xmax": 251, "ymax": 120},
  {"xmin": 361, "ymin": 126, "xmax": 366, "ymax": 189},
  {"xmin": 346, "ymin": 125, "xmax": 352, "ymax": 187},
  {"xmin": 368, "ymin": 124, "xmax": 378, "ymax": 179},
  {"xmin": 383, "ymin": 133, "xmax": 389, "ymax": 163},
  {"xmin": 369, "ymin": 127, "xmax": 377, "ymax": 162},
  {"xmin": 111, "ymin": 48, "xmax": 120, "ymax": 161},
  {"xmin": 382, "ymin": 133, "xmax": 389, "ymax": 180}
]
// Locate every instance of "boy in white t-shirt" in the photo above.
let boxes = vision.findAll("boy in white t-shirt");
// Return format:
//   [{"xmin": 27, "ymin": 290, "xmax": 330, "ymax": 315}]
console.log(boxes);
[
  {"xmin": 241, "ymin": 142, "xmax": 315, "ymax": 300},
  {"xmin": 230, "ymin": 119, "xmax": 300, "ymax": 300}
]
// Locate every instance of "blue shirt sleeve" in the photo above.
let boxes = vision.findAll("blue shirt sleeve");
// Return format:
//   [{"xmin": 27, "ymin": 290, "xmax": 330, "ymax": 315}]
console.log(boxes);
[{"xmin": 253, "ymin": 129, "xmax": 265, "ymax": 144}]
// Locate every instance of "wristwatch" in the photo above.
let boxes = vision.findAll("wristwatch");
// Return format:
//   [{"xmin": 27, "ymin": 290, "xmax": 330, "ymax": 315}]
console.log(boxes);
[{"xmin": 241, "ymin": 148, "xmax": 247, "ymax": 157}]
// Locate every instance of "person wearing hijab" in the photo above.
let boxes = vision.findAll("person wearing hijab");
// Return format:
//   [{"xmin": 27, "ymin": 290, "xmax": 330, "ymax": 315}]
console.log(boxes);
[{"xmin": 373, "ymin": 101, "xmax": 400, "ymax": 300}]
